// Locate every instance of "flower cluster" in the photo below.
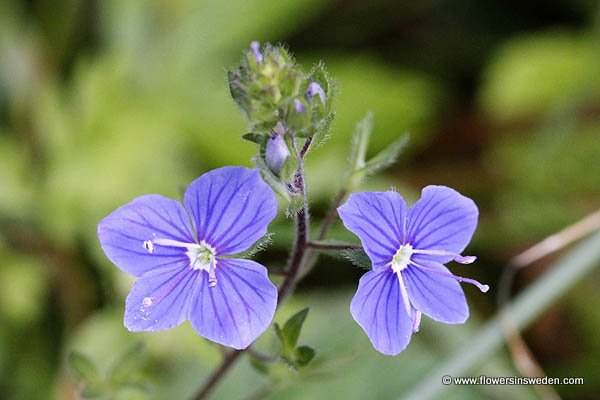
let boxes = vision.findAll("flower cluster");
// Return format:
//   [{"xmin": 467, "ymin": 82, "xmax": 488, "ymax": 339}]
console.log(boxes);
[{"xmin": 97, "ymin": 42, "xmax": 488, "ymax": 359}]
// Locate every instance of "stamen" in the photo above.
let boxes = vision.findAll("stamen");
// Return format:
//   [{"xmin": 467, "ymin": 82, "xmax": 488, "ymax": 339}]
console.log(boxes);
[
  {"xmin": 208, "ymin": 259, "xmax": 217, "ymax": 288},
  {"xmin": 412, "ymin": 310, "xmax": 422, "ymax": 333},
  {"xmin": 412, "ymin": 249, "xmax": 477, "ymax": 264},
  {"xmin": 151, "ymin": 238, "xmax": 194, "ymax": 248},
  {"xmin": 410, "ymin": 260, "xmax": 489, "ymax": 293},
  {"xmin": 145, "ymin": 238, "xmax": 218, "ymax": 283},
  {"xmin": 397, "ymin": 272, "xmax": 412, "ymax": 317}
]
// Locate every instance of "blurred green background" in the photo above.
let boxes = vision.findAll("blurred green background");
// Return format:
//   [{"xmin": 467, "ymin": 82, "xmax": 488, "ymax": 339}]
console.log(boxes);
[{"xmin": 1, "ymin": 0, "xmax": 599, "ymax": 399}]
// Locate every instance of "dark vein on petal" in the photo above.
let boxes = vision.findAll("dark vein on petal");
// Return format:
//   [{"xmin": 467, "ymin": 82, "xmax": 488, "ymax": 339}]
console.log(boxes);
[
  {"xmin": 226, "ymin": 264, "xmax": 267, "ymax": 302},
  {"xmin": 217, "ymin": 273, "xmax": 243, "ymax": 345}
]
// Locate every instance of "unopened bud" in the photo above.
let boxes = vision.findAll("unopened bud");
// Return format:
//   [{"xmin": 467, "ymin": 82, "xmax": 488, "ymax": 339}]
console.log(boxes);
[
  {"xmin": 265, "ymin": 130, "xmax": 290, "ymax": 175},
  {"xmin": 306, "ymin": 82, "xmax": 326, "ymax": 105},
  {"xmin": 250, "ymin": 41, "xmax": 263, "ymax": 63}
]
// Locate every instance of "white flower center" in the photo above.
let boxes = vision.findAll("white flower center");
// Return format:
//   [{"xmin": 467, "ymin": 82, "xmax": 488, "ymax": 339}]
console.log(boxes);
[
  {"xmin": 185, "ymin": 241, "xmax": 216, "ymax": 272},
  {"xmin": 391, "ymin": 244, "xmax": 413, "ymax": 273}
]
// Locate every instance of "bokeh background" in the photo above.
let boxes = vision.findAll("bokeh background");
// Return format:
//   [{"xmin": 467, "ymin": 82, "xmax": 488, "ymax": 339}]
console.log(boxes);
[{"xmin": 1, "ymin": 0, "xmax": 599, "ymax": 399}]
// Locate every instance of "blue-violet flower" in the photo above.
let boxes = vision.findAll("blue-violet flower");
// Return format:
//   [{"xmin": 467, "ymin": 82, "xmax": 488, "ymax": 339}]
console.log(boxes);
[
  {"xmin": 98, "ymin": 166, "xmax": 278, "ymax": 349},
  {"xmin": 338, "ymin": 186, "xmax": 488, "ymax": 355}
]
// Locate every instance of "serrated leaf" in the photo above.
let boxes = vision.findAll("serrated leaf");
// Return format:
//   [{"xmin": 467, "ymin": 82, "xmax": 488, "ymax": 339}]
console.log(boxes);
[
  {"xmin": 363, "ymin": 134, "xmax": 409, "ymax": 175},
  {"xmin": 295, "ymin": 346, "xmax": 316, "ymax": 367},
  {"xmin": 341, "ymin": 248, "xmax": 372, "ymax": 271},
  {"xmin": 348, "ymin": 113, "xmax": 374, "ymax": 171},
  {"xmin": 229, "ymin": 233, "xmax": 273, "ymax": 259},
  {"xmin": 312, "ymin": 112, "xmax": 335, "ymax": 148},
  {"xmin": 107, "ymin": 341, "xmax": 145, "ymax": 386},
  {"xmin": 282, "ymin": 308, "xmax": 309, "ymax": 349},
  {"xmin": 69, "ymin": 352, "xmax": 100, "ymax": 384},
  {"xmin": 242, "ymin": 132, "xmax": 263, "ymax": 144}
]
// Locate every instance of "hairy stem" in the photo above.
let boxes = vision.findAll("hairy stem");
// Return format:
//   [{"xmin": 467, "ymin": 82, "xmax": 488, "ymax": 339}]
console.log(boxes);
[
  {"xmin": 192, "ymin": 137, "xmax": 310, "ymax": 400},
  {"xmin": 306, "ymin": 241, "xmax": 361, "ymax": 251}
]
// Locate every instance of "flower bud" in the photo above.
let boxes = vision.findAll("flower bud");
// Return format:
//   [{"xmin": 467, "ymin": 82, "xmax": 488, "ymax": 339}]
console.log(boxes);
[
  {"xmin": 250, "ymin": 41, "xmax": 263, "ymax": 63},
  {"xmin": 265, "ymin": 127, "xmax": 290, "ymax": 175},
  {"xmin": 306, "ymin": 82, "xmax": 326, "ymax": 105}
]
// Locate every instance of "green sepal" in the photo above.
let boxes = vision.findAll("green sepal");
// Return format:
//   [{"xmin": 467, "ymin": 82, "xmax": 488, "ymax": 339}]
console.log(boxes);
[
  {"xmin": 278, "ymin": 134, "xmax": 298, "ymax": 183},
  {"xmin": 341, "ymin": 248, "xmax": 372, "ymax": 271},
  {"xmin": 242, "ymin": 132, "xmax": 264, "ymax": 144}
]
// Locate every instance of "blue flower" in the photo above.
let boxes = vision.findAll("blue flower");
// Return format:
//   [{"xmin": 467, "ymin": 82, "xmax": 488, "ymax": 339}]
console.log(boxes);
[
  {"xmin": 98, "ymin": 166, "xmax": 279, "ymax": 349},
  {"xmin": 338, "ymin": 186, "xmax": 489, "ymax": 355}
]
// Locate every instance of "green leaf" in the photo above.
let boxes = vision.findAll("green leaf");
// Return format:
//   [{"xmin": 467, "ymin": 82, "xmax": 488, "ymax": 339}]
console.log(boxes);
[
  {"xmin": 242, "ymin": 132, "xmax": 263, "ymax": 144},
  {"xmin": 311, "ymin": 111, "xmax": 335, "ymax": 148},
  {"xmin": 107, "ymin": 341, "xmax": 146, "ymax": 386},
  {"xmin": 341, "ymin": 248, "xmax": 372, "ymax": 271},
  {"xmin": 69, "ymin": 351, "xmax": 100, "ymax": 384},
  {"xmin": 294, "ymin": 345, "xmax": 316, "ymax": 367},
  {"xmin": 363, "ymin": 134, "xmax": 409, "ymax": 175},
  {"xmin": 348, "ymin": 113, "xmax": 374, "ymax": 171},
  {"xmin": 282, "ymin": 308, "xmax": 310, "ymax": 349}
]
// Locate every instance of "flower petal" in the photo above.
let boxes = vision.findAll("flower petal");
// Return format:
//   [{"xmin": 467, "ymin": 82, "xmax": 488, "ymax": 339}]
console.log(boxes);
[
  {"xmin": 183, "ymin": 167, "xmax": 278, "ymax": 255},
  {"xmin": 338, "ymin": 191, "xmax": 407, "ymax": 270},
  {"xmin": 406, "ymin": 186, "xmax": 478, "ymax": 263},
  {"xmin": 403, "ymin": 261, "xmax": 469, "ymax": 324},
  {"xmin": 350, "ymin": 269, "xmax": 414, "ymax": 355},
  {"xmin": 188, "ymin": 258, "xmax": 277, "ymax": 349},
  {"xmin": 124, "ymin": 263, "xmax": 199, "ymax": 331},
  {"xmin": 98, "ymin": 195, "xmax": 194, "ymax": 277}
]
